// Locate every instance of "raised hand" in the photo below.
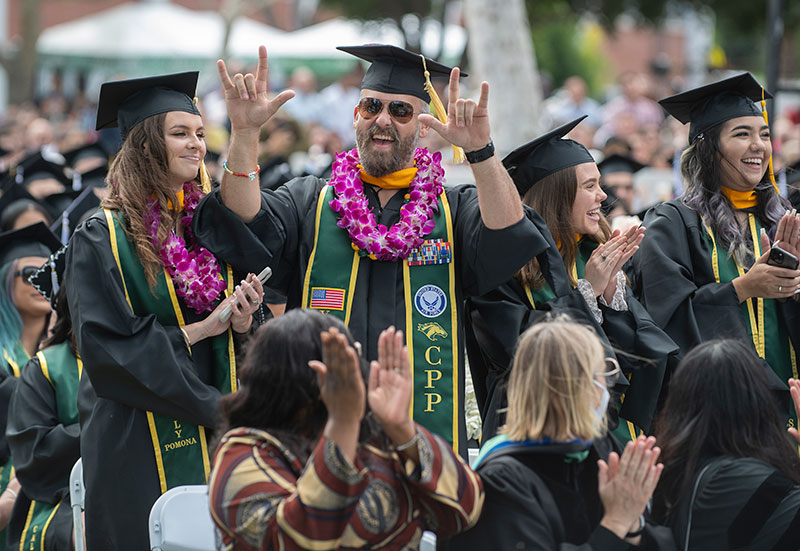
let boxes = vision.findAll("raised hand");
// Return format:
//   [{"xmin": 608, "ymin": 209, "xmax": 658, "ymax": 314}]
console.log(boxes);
[
  {"xmin": 308, "ymin": 328, "xmax": 366, "ymax": 425},
  {"xmin": 734, "ymin": 229, "xmax": 800, "ymax": 301},
  {"xmin": 602, "ymin": 225, "xmax": 645, "ymax": 302},
  {"xmin": 368, "ymin": 327, "xmax": 414, "ymax": 443},
  {"xmin": 418, "ymin": 67, "xmax": 491, "ymax": 152},
  {"xmin": 788, "ymin": 378, "xmax": 800, "ymax": 445},
  {"xmin": 598, "ymin": 436, "xmax": 663, "ymax": 539},
  {"xmin": 217, "ymin": 45, "xmax": 295, "ymax": 133}
]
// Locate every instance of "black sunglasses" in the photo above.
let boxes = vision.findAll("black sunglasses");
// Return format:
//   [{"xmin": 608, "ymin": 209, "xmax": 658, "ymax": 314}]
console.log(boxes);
[
  {"xmin": 357, "ymin": 97, "xmax": 415, "ymax": 124},
  {"xmin": 14, "ymin": 266, "xmax": 38, "ymax": 284}
]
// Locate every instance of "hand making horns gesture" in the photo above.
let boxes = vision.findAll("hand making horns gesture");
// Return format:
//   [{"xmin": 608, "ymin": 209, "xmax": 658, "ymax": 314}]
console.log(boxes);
[
  {"xmin": 217, "ymin": 45, "xmax": 295, "ymax": 133},
  {"xmin": 418, "ymin": 67, "xmax": 492, "ymax": 152}
]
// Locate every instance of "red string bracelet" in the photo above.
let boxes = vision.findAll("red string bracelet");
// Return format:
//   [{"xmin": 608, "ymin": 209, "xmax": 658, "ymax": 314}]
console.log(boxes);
[{"xmin": 223, "ymin": 160, "xmax": 261, "ymax": 181}]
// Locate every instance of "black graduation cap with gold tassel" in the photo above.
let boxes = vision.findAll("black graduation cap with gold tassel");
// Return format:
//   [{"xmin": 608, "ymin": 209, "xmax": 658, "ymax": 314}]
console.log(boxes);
[
  {"xmin": 336, "ymin": 44, "xmax": 467, "ymax": 163},
  {"xmin": 95, "ymin": 71, "xmax": 212, "ymax": 193}
]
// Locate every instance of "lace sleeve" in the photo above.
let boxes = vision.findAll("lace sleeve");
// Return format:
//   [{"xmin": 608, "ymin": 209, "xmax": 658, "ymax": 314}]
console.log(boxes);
[
  {"xmin": 598, "ymin": 271, "xmax": 628, "ymax": 311},
  {"xmin": 577, "ymin": 279, "xmax": 603, "ymax": 324}
]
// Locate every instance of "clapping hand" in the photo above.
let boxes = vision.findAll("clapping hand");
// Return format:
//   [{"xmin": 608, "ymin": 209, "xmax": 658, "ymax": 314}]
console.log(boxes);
[
  {"xmin": 368, "ymin": 327, "xmax": 415, "ymax": 446},
  {"xmin": 308, "ymin": 328, "xmax": 366, "ymax": 425},
  {"xmin": 217, "ymin": 45, "xmax": 295, "ymax": 133},
  {"xmin": 773, "ymin": 209, "xmax": 800, "ymax": 261},
  {"xmin": 598, "ymin": 435, "xmax": 663, "ymax": 540},
  {"xmin": 584, "ymin": 225, "xmax": 644, "ymax": 298},
  {"xmin": 418, "ymin": 68, "xmax": 491, "ymax": 153}
]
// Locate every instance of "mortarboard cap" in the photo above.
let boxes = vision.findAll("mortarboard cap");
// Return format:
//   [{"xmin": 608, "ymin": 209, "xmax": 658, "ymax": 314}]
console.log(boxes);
[
  {"xmin": 28, "ymin": 245, "xmax": 67, "ymax": 307},
  {"xmin": 0, "ymin": 221, "xmax": 61, "ymax": 267},
  {"xmin": 0, "ymin": 183, "xmax": 38, "ymax": 222},
  {"xmin": 336, "ymin": 44, "xmax": 461, "ymax": 102},
  {"xmin": 15, "ymin": 153, "xmax": 68, "ymax": 188},
  {"xmin": 659, "ymin": 73, "xmax": 771, "ymax": 144},
  {"xmin": 63, "ymin": 143, "xmax": 108, "ymax": 170},
  {"xmin": 95, "ymin": 71, "xmax": 201, "ymax": 139},
  {"xmin": 502, "ymin": 116, "xmax": 596, "ymax": 197},
  {"xmin": 598, "ymin": 153, "xmax": 644, "ymax": 175},
  {"xmin": 47, "ymin": 186, "xmax": 101, "ymax": 243}
]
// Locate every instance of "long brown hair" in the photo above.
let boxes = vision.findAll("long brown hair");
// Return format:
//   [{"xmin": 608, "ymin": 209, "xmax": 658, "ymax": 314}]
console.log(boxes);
[
  {"xmin": 517, "ymin": 164, "xmax": 610, "ymax": 288},
  {"xmin": 101, "ymin": 113, "xmax": 202, "ymax": 288}
]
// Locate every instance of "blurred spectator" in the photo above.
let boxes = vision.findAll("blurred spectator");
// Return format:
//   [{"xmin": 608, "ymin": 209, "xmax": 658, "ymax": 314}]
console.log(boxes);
[
  {"xmin": 598, "ymin": 153, "xmax": 644, "ymax": 214},
  {"xmin": 317, "ymin": 63, "xmax": 364, "ymax": 148},
  {"xmin": 543, "ymin": 76, "xmax": 602, "ymax": 127},
  {"xmin": 281, "ymin": 66, "xmax": 321, "ymax": 125},
  {"xmin": 596, "ymin": 72, "xmax": 663, "ymax": 147},
  {"xmin": 258, "ymin": 117, "xmax": 304, "ymax": 191}
]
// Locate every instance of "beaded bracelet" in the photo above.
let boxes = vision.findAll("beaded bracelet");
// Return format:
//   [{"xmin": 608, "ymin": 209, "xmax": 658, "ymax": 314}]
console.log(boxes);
[{"xmin": 223, "ymin": 160, "xmax": 261, "ymax": 181}]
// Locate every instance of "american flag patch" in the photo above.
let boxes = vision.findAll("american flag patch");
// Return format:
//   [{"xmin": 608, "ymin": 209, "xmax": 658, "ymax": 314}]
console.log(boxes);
[
  {"xmin": 310, "ymin": 287, "xmax": 345, "ymax": 310},
  {"xmin": 408, "ymin": 239, "xmax": 452, "ymax": 266}
]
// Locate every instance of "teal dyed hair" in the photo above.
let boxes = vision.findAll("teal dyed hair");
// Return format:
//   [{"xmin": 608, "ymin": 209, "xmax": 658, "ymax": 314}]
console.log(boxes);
[{"xmin": 0, "ymin": 261, "xmax": 23, "ymax": 356}]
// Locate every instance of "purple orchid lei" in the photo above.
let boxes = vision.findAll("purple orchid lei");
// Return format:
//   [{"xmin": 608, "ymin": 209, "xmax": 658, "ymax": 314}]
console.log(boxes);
[
  {"xmin": 328, "ymin": 147, "xmax": 445, "ymax": 261},
  {"xmin": 145, "ymin": 182, "xmax": 227, "ymax": 314}
]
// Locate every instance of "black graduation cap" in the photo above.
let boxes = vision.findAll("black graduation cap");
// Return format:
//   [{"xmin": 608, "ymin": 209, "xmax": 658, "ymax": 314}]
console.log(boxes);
[
  {"xmin": 502, "ymin": 116, "xmax": 596, "ymax": 197},
  {"xmin": 15, "ymin": 153, "xmax": 69, "ymax": 188},
  {"xmin": 659, "ymin": 73, "xmax": 771, "ymax": 144},
  {"xmin": 0, "ymin": 221, "xmax": 61, "ymax": 267},
  {"xmin": 28, "ymin": 245, "xmax": 67, "ymax": 306},
  {"xmin": 0, "ymin": 183, "xmax": 37, "ymax": 222},
  {"xmin": 48, "ymin": 186, "xmax": 101, "ymax": 243},
  {"xmin": 95, "ymin": 71, "xmax": 201, "ymax": 139},
  {"xmin": 63, "ymin": 143, "xmax": 108, "ymax": 171},
  {"xmin": 70, "ymin": 163, "xmax": 108, "ymax": 192},
  {"xmin": 336, "ymin": 44, "xmax": 462, "ymax": 102},
  {"xmin": 598, "ymin": 153, "xmax": 644, "ymax": 175}
]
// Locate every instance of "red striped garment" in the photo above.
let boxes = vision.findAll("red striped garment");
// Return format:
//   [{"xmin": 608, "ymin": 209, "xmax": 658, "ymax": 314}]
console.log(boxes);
[{"xmin": 208, "ymin": 425, "xmax": 483, "ymax": 550}]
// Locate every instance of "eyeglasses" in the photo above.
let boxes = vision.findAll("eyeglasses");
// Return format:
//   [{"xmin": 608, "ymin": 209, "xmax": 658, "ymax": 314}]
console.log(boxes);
[
  {"xmin": 13, "ymin": 266, "xmax": 38, "ymax": 285},
  {"xmin": 595, "ymin": 357, "xmax": 621, "ymax": 389},
  {"xmin": 357, "ymin": 97, "xmax": 415, "ymax": 124}
]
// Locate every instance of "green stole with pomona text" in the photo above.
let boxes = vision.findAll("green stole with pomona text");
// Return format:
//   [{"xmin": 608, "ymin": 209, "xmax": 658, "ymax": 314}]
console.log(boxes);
[
  {"xmin": 701, "ymin": 212, "xmax": 798, "ymax": 430},
  {"xmin": 18, "ymin": 342, "xmax": 81, "ymax": 550},
  {"xmin": 104, "ymin": 209, "xmax": 237, "ymax": 493},
  {"xmin": 301, "ymin": 185, "xmax": 462, "ymax": 453}
]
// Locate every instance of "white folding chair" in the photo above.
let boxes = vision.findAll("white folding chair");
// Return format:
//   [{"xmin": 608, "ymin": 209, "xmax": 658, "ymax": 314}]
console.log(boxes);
[
  {"xmin": 420, "ymin": 530, "xmax": 437, "ymax": 551},
  {"xmin": 149, "ymin": 485, "xmax": 217, "ymax": 551},
  {"xmin": 468, "ymin": 447, "xmax": 479, "ymax": 468},
  {"xmin": 69, "ymin": 458, "xmax": 85, "ymax": 551}
]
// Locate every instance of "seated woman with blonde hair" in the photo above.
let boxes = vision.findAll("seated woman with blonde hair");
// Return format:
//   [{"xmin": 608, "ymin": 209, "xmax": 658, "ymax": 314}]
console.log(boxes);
[{"xmin": 442, "ymin": 318, "xmax": 676, "ymax": 550}]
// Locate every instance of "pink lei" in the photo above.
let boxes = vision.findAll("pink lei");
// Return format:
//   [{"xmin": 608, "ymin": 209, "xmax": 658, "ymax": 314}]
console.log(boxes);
[
  {"xmin": 145, "ymin": 182, "xmax": 227, "ymax": 314},
  {"xmin": 328, "ymin": 148, "xmax": 445, "ymax": 261}
]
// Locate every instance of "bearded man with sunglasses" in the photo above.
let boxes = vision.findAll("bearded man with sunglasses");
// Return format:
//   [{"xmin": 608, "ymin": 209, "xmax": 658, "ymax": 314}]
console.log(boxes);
[{"xmin": 195, "ymin": 44, "xmax": 550, "ymax": 455}]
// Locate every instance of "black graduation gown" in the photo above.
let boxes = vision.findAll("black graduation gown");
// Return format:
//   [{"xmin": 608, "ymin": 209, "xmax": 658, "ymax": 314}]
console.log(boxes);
[
  {"xmin": 193, "ymin": 175, "xmax": 546, "ymax": 449},
  {"xmin": 666, "ymin": 456, "xmax": 800, "ymax": 550},
  {"xmin": 6, "ymin": 355, "xmax": 78, "ymax": 551},
  {"xmin": 65, "ymin": 213, "xmax": 235, "ymax": 551},
  {"xmin": 439, "ymin": 436, "xmax": 676, "ymax": 550},
  {"xmin": 628, "ymin": 200, "xmax": 800, "ymax": 396}
]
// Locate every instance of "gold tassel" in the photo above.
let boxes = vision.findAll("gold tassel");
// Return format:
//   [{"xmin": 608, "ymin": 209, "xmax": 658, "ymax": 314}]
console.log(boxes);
[
  {"xmin": 760, "ymin": 87, "xmax": 778, "ymax": 195},
  {"xmin": 194, "ymin": 96, "xmax": 212, "ymax": 193},
  {"xmin": 420, "ymin": 55, "xmax": 465, "ymax": 164}
]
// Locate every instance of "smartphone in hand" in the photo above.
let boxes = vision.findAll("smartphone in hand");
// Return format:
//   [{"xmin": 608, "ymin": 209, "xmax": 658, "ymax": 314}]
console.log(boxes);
[
  {"xmin": 767, "ymin": 244, "xmax": 799, "ymax": 270},
  {"xmin": 219, "ymin": 266, "xmax": 272, "ymax": 323}
]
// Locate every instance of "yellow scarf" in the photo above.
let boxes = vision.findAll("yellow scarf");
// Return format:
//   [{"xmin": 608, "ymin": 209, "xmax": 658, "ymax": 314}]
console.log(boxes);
[
  {"xmin": 720, "ymin": 186, "xmax": 758, "ymax": 210},
  {"xmin": 154, "ymin": 189, "xmax": 185, "ymax": 211},
  {"xmin": 360, "ymin": 166, "xmax": 418, "ymax": 190}
]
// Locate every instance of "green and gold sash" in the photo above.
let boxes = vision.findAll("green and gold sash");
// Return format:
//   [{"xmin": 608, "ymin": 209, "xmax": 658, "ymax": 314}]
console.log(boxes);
[
  {"xmin": 17, "ymin": 342, "xmax": 81, "ymax": 550},
  {"xmin": 104, "ymin": 209, "xmax": 236, "ymax": 492},
  {"xmin": 302, "ymin": 186, "xmax": 461, "ymax": 453},
  {"xmin": 703, "ymin": 214, "xmax": 798, "ymax": 429}
]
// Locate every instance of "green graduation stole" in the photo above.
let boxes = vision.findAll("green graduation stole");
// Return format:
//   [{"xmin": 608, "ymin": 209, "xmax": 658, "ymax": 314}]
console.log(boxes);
[
  {"xmin": 0, "ymin": 344, "xmax": 29, "ymax": 551},
  {"xmin": 18, "ymin": 342, "xmax": 80, "ymax": 549},
  {"xmin": 104, "ymin": 209, "xmax": 236, "ymax": 493},
  {"xmin": 301, "ymin": 186, "xmax": 461, "ymax": 453},
  {"xmin": 574, "ymin": 238, "xmax": 642, "ymax": 443},
  {"xmin": 703, "ymin": 214, "xmax": 798, "ymax": 430}
]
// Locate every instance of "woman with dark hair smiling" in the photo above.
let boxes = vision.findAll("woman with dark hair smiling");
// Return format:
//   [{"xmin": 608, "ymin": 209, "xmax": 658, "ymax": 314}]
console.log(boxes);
[
  {"xmin": 466, "ymin": 117, "xmax": 678, "ymax": 442},
  {"xmin": 629, "ymin": 73, "xmax": 800, "ymax": 429},
  {"xmin": 209, "ymin": 309, "xmax": 483, "ymax": 551},
  {"xmin": 652, "ymin": 339, "xmax": 800, "ymax": 550}
]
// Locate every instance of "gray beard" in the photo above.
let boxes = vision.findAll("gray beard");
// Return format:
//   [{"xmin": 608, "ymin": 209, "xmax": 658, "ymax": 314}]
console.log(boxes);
[{"xmin": 356, "ymin": 124, "xmax": 418, "ymax": 177}]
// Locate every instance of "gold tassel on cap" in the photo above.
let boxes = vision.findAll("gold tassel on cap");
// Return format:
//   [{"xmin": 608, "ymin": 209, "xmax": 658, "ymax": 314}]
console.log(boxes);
[
  {"xmin": 420, "ymin": 55, "xmax": 465, "ymax": 164},
  {"xmin": 760, "ymin": 87, "xmax": 779, "ymax": 195},
  {"xmin": 194, "ymin": 96, "xmax": 212, "ymax": 193}
]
